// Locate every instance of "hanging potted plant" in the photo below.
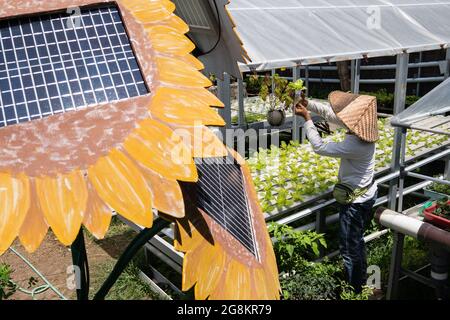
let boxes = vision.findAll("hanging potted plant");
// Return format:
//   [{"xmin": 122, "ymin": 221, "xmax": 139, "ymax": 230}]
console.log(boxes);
[{"xmin": 260, "ymin": 74, "xmax": 307, "ymax": 127}]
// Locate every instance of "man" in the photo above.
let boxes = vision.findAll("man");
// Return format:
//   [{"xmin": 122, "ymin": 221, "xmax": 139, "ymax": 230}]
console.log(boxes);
[{"xmin": 294, "ymin": 91, "xmax": 379, "ymax": 292}]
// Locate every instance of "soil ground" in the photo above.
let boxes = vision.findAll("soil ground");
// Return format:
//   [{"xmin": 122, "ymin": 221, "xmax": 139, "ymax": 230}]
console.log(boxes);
[{"xmin": 0, "ymin": 218, "xmax": 149, "ymax": 300}]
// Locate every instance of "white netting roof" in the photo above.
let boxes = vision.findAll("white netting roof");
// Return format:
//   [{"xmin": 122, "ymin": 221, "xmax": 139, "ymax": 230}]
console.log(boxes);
[{"xmin": 227, "ymin": 0, "xmax": 450, "ymax": 70}]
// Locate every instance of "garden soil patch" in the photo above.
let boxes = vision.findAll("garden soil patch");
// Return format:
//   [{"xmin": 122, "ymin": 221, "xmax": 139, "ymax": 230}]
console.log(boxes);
[{"xmin": 0, "ymin": 221, "xmax": 137, "ymax": 300}]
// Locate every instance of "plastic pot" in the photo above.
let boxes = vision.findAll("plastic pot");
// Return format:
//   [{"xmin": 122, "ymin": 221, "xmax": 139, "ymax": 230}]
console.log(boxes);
[
  {"xmin": 423, "ymin": 200, "xmax": 450, "ymax": 229},
  {"xmin": 424, "ymin": 189, "xmax": 449, "ymax": 201},
  {"xmin": 267, "ymin": 110, "xmax": 286, "ymax": 127}
]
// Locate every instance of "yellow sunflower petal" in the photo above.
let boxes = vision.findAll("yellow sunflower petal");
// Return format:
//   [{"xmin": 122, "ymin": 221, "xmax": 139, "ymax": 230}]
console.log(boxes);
[
  {"xmin": 194, "ymin": 244, "xmax": 226, "ymax": 300},
  {"xmin": 146, "ymin": 25, "xmax": 195, "ymax": 56},
  {"xmin": 174, "ymin": 221, "xmax": 204, "ymax": 252},
  {"xmin": 155, "ymin": 56, "xmax": 212, "ymax": 87},
  {"xmin": 252, "ymin": 268, "xmax": 271, "ymax": 300},
  {"xmin": 83, "ymin": 183, "xmax": 113, "ymax": 240},
  {"xmin": 0, "ymin": 173, "xmax": 30, "ymax": 255},
  {"xmin": 88, "ymin": 149, "xmax": 153, "ymax": 228},
  {"xmin": 171, "ymin": 125, "xmax": 228, "ymax": 158},
  {"xmin": 19, "ymin": 185, "xmax": 48, "ymax": 253},
  {"xmin": 160, "ymin": 14, "xmax": 190, "ymax": 34},
  {"xmin": 149, "ymin": 87, "xmax": 225, "ymax": 126},
  {"xmin": 189, "ymin": 88, "xmax": 224, "ymax": 107},
  {"xmin": 35, "ymin": 171, "xmax": 87, "ymax": 246},
  {"xmin": 123, "ymin": 119, "xmax": 198, "ymax": 182},
  {"xmin": 140, "ymin": 167, "xmax": 185, "ymax": 218},
  {"xmin": 122, "ymin": 0, "xmax": 175, "ymax": 22},
  {"xmin": 182, "ymin": 242, "xmax": 208, "ymax": 291},
  {"xmin": 178, "ymin": 54, "xmax": 205, "ymax": 71},
  {"xmin": 209, "ymin": 259, "xmax": 252, "ymax": 300}
]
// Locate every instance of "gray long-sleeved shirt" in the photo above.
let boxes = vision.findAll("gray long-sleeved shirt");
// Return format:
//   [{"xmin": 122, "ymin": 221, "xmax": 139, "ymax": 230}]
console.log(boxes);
[{"xmin": 304, "ymin": 100, "xmax": 377, "ymax": 203}]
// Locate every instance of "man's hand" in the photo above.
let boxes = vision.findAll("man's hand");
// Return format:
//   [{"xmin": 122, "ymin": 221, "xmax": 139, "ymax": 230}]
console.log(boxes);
[
  {"xmin": 297, "ymin": 91, "xmax": 308, "ymax": 108},
  {"xmin": 294, "ymin": 103, "xmax": 311, "ymax": 121}
]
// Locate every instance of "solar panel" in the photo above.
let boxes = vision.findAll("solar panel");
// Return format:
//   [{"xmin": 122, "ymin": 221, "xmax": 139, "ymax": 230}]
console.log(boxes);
[
  {"xmin": 194, "ymin": 155, "xmax": 258, "ymax": 257},
  {"xmin": 173, "ymin": 0, "xmax": 215, "ymax": 31},
  {"xmin": 0, "ymin": 4, "xmax": 148, "ymax": 128}
]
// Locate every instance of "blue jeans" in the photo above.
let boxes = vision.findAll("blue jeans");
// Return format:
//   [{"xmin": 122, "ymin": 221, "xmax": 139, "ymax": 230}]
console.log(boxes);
[{"xmin": 339, "ymin": 192, "xmax": 377, "ymax": 293}]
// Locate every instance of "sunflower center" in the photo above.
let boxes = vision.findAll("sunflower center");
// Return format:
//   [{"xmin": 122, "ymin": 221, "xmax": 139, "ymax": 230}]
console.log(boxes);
[
  {"xmin": 0, "ymin": 4, "xmax": 148, "ymax": 127},
  {"xmin": 194, "ymin": 155, "xmax": 259, "ymax": 258}
]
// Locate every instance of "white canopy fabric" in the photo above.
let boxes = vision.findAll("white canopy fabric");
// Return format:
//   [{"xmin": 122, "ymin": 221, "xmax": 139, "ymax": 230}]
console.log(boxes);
[
  {"xmin": 227, "ymin": 0, "xmax": 450, "ymax": 70},
  {"xmin": 391, "ymin": 77, "xmax": 450, "ymax": 135}
]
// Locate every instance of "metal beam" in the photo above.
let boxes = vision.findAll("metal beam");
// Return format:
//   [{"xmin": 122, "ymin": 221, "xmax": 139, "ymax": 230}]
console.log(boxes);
[
  {"xmin": 445, "ymin": 48, "xmax": 450, "ymax": 80},
  {"xmin": 218, "ymin": 72, "xmax": 232, "ymax": 131},
  {"xmin": 237, "ymin": 77, "xmax": 246, "ymax": 127},
  {"xmin": 387, "ymin": 53, "xmax": 409, "ymax": 300},
  {"xmin": 388, "ymin": 53, "xmax": 409, "ymax": 211},
  {"xmin": 292, "ymin": 65, "xmax": 301, "ymax": 142},
  {"xmin": 352, "ymin": 59, "xmax": 361, "ymax": 94}
]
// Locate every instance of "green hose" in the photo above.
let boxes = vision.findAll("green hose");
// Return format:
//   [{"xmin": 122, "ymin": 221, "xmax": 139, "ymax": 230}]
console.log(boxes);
[{"xmin": 8, "ymin": 246, "xmax": 67, "ymax": 300}]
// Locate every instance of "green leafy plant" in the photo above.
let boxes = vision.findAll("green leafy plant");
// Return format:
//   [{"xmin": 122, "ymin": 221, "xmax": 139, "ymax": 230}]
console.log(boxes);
[
  {"xmin": 0, "ymin": 264, "xmax": 17, "ymax": 300},
  {"xmin": 339, "ymin": 282, "xmax": 373, "ymax": 300},
  {"xmin": 280, "ymin": 260, "xmax": 339, "ymax": 300},
  {"xmin": 432, "ymin": 197, "xmax": 450, "ymax": 219},
  {"xmin": 428, "ymin": 181, "xmax": 450, "ymax": 196},
  {"xmin": 268, "ymin": 223, "xmax": 327, "ymax": 271},
  {"xmin": 259, "ymin": 74, "xmax": 306, "ymax": 111},
  {"xmin": 245, "ymin": 74, "xmax": 264, "ymax": 94}
]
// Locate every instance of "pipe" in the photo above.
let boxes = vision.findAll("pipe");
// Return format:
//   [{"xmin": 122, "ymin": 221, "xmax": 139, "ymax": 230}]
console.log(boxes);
[
  {"xmin": 429, "ymin": 243, "xmax": 450, "ymax": 299},
  {"xmin": 375, "ymin": 207, "xmax": 450, "ymax": 250}
]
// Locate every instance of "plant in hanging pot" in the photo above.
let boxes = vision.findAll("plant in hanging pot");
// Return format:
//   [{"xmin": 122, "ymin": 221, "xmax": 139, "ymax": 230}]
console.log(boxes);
[{"xmin": 260, "ymin": 74, "xmax": 307, "ymax": 127}]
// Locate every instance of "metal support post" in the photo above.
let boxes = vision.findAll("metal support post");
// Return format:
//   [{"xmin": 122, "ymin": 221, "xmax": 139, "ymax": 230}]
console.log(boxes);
[
  {"xmin": 302, "ymin": 66, "xmax": 309, "ymax": 143},
  {"xmin": 351, "ymin": 59, "xmax": 361, "ymax": 94},
  {"xmin": 445, "ymin": 48, "xmax": 450, "ymax": 80},
  {"xmin": 237, "ymin": 77, "xmax": 246, "ymax": 128},
  {"xmin": 386, "ymin": 53, "xmax": 409, "ymax": 301},
  {"xmin": 218, "ymin": 72, "xmax": 232, "ymax": 133},
  {"xmin": 271, "ymin": 68, "xmax": 276, "ymax": 92},
  {"xmin": 397, "ymin": 127, "xmax": 408, "ymax": 213},
  {"xmin": 416, "ymin": 52, "xmax": 422, "ymax": 95},
  {"xmin": 388, "ymin": 53, "xmax": 409, "ymax": 211},
  {"xmin": 445, "ymin": 156, "xmax": 450, "ymax": 180},
  {"xmin": 387, "ymin": 232, "xmax": 405, "ymax": 300},
  {"xmin": 292, "ymin": 65, "xmax": 301, "ymax": 142}
]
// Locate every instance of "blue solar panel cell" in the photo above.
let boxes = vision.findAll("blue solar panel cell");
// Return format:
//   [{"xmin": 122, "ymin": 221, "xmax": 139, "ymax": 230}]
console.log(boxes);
[
  {"xmin": 194, "ymin": 156, "xmax": 258, "ymax": 257},
  {"xmin": 0, "ymin": 4, "xmax": 148, "ymax": 127}
]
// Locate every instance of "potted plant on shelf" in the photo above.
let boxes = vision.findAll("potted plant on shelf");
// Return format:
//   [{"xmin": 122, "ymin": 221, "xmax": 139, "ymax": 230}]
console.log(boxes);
[
  {"xmin": 424, "ymin": 179, "xmax": 450, "ymax": 200},
  {"xmin": 260, "ymin": 74, "xmax": 307, "ymax": 127},
  {"xmin": 423, "ymin": 197, "xmax": 450, "ymax": 229}
]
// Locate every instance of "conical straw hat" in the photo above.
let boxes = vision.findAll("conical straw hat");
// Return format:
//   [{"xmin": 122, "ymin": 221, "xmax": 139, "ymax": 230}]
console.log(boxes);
[{"xmin": 328, "ymin": 91, "xmax": 379, "ymax": 143}]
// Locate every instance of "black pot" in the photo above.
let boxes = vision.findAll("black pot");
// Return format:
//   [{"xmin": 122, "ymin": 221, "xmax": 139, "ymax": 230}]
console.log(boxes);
[{"xmin": 267, "ymin": 110, "xmax": 286, "ymax": 127}]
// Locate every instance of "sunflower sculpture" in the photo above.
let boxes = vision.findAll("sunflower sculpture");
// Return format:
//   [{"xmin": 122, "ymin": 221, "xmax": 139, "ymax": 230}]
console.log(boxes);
[{"xmin": 0, "ymin": 0, "xmax": 280, "ymax": 300}]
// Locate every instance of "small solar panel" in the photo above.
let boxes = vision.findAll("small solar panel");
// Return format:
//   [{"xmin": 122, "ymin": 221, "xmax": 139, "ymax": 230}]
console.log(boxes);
[
  {"xmin": 0, "ymin": 5, "xmax": 148, "ymax": 127},
  {"xmin": 194, "ymin": 155, "xmax": 258, "ymax": 257},
  {"xmin": 173, "ymin": 0, "xmax": 214, "ymax": 31}
]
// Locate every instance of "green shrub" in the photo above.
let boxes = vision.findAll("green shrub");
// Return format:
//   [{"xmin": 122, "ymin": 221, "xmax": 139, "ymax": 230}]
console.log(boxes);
[
  {"xmin": 280, "ymin": 259, "xmax": 340, "ymax": 300},
  {"xmin": 0, "ymin": 264, "xmax": 16, "ymax": 300},
  {"xmin": 268, "ymin": 223, "xmax": 327, "ymax": 271},
  {"xmin": 280, "ymin": 258, "xmax": 372, "ymax": 300}
]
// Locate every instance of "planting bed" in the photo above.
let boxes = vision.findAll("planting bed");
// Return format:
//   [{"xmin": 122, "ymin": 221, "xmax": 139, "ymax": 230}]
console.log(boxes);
[{"xmin": 247, "ymin": 118, "xmax": 449, "ymax": 218}]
